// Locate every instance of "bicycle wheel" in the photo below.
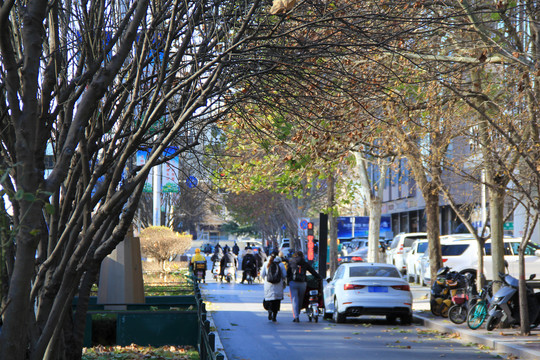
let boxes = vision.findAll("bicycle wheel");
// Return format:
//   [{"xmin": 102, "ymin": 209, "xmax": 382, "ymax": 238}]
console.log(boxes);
[
  {"xmin": 467, "ymin": 301, "xmax": 487, "ymax": 330},
  {"xmin": 448, "ymin": 304, "xmax": 467, "ymax": 324}
]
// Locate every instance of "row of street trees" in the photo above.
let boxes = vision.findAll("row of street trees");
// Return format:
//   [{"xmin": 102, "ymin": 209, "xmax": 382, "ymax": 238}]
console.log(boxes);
[{"xmin": 217, "ymin": 0, "xmax": 540, "ymax": 334}]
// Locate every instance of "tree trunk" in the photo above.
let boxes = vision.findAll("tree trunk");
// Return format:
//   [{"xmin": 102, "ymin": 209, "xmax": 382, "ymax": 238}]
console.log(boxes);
[
  {"xmin": 328, "ymin": 172, "xmax": 338, "ymax": 277},
  {"xmin": 367, "ymin": 198, "xmax": 382, "ymax": 263},
  {"xmin": 489, "ymin": 186, "xmax": 506, "ymax": 292},
  {"xmin": 425, "ymin": 186, "xmax": 442, "ymax": 284},
  {"xmin": 518, "ymin": 241, "xmax": 530, "ymax": 335},
  {"xmin": 0, "ymin": 197, "xmax": 9, "ymax": 305},
  {"xmin": 67, "ymin": 265, "xmax": 99, "ymax": 360},
  {"xmin": 354, "ymin": 152, "xmax": 388, "ymax": 263},
  {"xmin": 477, "ymin": 237, "xmax": 486, "ymax": 292}
]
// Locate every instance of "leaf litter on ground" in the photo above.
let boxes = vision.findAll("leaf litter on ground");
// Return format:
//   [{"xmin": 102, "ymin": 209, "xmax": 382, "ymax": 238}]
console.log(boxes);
[{"xmin": 82, "ymin": 344, "xmax": 198, "ymax": 360}]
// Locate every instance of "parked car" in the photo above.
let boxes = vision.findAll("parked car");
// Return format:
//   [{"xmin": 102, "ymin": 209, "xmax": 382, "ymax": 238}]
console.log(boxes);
[
  {"xmin": 347, "ymin": 238, "xmax": 369, "ymax": 252},
  {"xmin": 347, "ymin": 240, "xmax": 387, "ymax": 262},
  {"xmin": 405, "ymin": 239, "xmax": 428, "ymax": 283},
  {"xmin": 386, "ymin": 232, "xmax": 428, "ymax": 275},
  {"xmin": 323, "ymin": 262, "xmax": 413, "ymax": 324},
  {"xmin": 337, "ymin": 248, "xmax": 365, "ymax": 263},
  {"xmin": 419, "ymin": 236, "xmax": 540, "ymax": 285}
]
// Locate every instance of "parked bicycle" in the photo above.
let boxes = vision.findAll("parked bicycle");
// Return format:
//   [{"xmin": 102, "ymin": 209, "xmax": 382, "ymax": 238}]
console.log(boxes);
[
  {"xmin": 448, "ymin": 272, "xmax": 477, "ymax": 324},
  {"xmin": 466, "ymin": 281, "xmax": 495, "ymax": 330}
]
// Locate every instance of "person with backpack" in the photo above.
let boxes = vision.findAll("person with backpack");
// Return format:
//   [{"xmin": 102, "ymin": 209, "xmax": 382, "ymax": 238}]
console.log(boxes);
[
  {"xmin": 219, "ymin": 247, "xmax": 238, "ymax": 282},
  {"xmin": 240, "ymin": 248, "xmax": 257, "ymax": 284},
  {"xmin": 261, "ymin": 253, "xmax": 287, "ymax": 322},
  {"xmin": 287, "ymin": 251, "xmax": 321, "ymax": 322}
]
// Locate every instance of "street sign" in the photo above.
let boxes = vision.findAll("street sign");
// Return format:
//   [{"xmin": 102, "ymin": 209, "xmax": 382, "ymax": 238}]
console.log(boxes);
[
  {"xmin": 186, "ymin": 176, "xmax": 198, "ymax": 188},
  {"xmin": 300, "ymin": 219, "xmax": 308, "ymax": 230}
]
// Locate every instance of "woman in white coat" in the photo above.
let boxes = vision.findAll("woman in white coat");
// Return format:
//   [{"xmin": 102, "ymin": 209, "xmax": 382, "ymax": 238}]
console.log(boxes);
[{"xmin": 261, "ymin": 254, "xmax": 287, "ymax": 322}]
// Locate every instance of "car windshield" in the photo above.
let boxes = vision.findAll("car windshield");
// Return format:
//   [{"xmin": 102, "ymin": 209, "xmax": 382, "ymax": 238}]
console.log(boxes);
[
  {"xmin": 349, "ymin": 266, "xmax": 401, "ymax": 278},
  {"xmin": 417, "ymin": 242, "xmax": 428, "ymax": 253},
  {"xmin": 404, "ymin": 236, "xmax": 427, "ymax": 247},
  {"xmin": 441, "ymin": 244, "xmax": 469, "ymax": 256}
]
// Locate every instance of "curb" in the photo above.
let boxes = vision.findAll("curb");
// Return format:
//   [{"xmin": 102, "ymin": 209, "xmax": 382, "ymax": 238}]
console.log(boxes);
[
  {"xmin": 205, "ymin": 312, "xmax": 229, "ymax": 360},
  {"xmin": 200, "ymin": 285, "xmax": 229, "ymax": 360},
  {"xmin": 414, "ymin": 313, "xmax": 540, "ymax": 360}
]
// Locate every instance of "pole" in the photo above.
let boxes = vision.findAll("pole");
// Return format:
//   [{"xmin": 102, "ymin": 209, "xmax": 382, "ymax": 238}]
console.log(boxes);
[
  {"xmin": 153, "ymin": 164, "xmax": 162, "ymax": 226},
  {"xmin": 481, "ymin": 169, "xmax": 486, "ymax": 233},
  {"xmin": 319, "ymin": 213, "xmax": 328, "ymax": 279}
]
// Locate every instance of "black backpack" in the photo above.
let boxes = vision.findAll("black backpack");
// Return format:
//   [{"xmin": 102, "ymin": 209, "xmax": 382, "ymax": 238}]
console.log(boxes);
[
  {"xmin": 244, "ymin": 255, "xmax": 255, "ymax": 269},
  {"xmin": 291, "ymin": 262, "xmax": 306, "ymax": 282},
  {"xmin": 266, "ymin": 261, "xmax": 282, "ymax": 284}
]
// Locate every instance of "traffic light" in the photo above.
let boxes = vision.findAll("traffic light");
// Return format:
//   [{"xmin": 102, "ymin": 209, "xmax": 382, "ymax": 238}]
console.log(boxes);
[{"xmin": 307, "ymin": 222, "xmax": 315, "ymax": 260}]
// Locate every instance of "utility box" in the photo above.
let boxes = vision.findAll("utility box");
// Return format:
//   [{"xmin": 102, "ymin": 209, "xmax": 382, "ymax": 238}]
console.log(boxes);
[{"xmin": 97, "ymin": 226, "xmax": 145, "ymax": 309}]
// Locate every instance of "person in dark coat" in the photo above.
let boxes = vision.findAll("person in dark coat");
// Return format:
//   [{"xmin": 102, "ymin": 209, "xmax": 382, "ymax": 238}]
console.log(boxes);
[
  {"xmin": 240, "ymin": 248, "xmax": 257, "ymax": 284},
  {"xmin": 287, "ymin": 251, "xmax": 321, "ymax": 322},
  {"xmin": 255, "ymin": 247, "xmax": 267, "ymax": 266},
  {"xmin": 219, "ymin": 248, "xmax": 238, "ymax": 281},
  {"xmin": 232, "ymin": 242, "xmax": 240, "ymax": 256},
  {"xmin": 211, "ymin": 246, "xmax": 223, "ymax": 262},
  {"xmin": 210, "ymin": 246, "xmax": 223, "ymax": 277}
]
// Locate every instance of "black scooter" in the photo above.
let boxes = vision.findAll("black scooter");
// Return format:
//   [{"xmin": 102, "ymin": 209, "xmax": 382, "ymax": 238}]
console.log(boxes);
[{"xmin": 485, "ymin": 272, "xmax": 540, "ymax": 330}]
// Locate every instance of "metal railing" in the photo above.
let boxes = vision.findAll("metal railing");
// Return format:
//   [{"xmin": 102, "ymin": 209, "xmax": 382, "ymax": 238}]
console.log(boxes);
[{"xmin": 193, "ymin": 277, "xmax": 225, "ymax": 360}]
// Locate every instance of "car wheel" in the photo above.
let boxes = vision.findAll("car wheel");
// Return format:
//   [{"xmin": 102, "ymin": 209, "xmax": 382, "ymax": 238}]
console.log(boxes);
[
  {"xmin": 386, "ymin": 314, "xmax": 397, "ymax": 324},
  {"xmin": 333, "ymin": 298, "xmax": 346, "ymax": 324},
  {"xmin": 322, "ymin": 308, "xmax": 332, "ymax": 320},
  {"xmin": 400, "ymin": 314, "xmax": 412, "ymax": 325}
]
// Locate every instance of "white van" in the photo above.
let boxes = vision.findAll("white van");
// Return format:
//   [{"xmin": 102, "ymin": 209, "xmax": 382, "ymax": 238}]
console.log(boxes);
[{"xmin": 419, "ymin": 237, "xmax": 540, "ymax": 284}]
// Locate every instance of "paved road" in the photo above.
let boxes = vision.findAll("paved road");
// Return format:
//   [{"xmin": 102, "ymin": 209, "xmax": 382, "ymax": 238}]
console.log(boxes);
[{"xmin": 200, "ymin": 269, "xmax": 506, "ymax": 360}]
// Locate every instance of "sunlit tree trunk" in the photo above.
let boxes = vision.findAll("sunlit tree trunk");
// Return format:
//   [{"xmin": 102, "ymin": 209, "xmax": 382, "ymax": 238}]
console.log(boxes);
[{"xmin": 328, "ymin": 172, "xmax": 338, "ymax": 276}]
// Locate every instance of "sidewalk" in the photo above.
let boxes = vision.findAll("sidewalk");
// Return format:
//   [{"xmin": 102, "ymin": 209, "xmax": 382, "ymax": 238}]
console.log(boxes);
[{"xmin": 413, "ymin": 302, "xmax": 540, "ymax": 359}]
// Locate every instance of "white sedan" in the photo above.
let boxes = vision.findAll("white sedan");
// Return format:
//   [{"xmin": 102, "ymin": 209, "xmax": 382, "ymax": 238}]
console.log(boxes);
[{"xmin": 323, "ymin": 263, "xmax": 413, "ymax": 324}]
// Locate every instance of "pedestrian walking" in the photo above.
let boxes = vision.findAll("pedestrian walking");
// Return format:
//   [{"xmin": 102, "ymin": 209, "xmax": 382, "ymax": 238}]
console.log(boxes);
[
  {"xmin": 287, "ymin": 251, "xmax": 321, "ymax": 322},
  {"xmin": 232, "ymin": 242, "xmax": 240, "ymax": 256},
  {"xmin": 261, "ymin": 253, "xmax": 287, "ymax": 322}
]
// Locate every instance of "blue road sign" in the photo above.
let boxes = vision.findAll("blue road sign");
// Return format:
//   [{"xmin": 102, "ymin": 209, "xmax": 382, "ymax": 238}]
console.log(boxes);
[{"xmin": 186, "ymin": 176, "xmax": 198, "ymax": 188}]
